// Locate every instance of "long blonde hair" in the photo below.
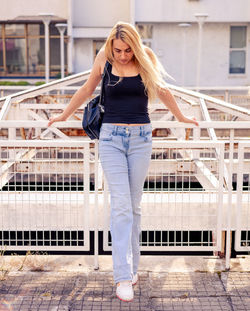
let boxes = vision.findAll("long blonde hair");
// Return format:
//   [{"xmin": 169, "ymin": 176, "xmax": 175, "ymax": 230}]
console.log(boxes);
[{"xmin": 104, "ymin": 21, "xmax": 173, "ymax": 102}]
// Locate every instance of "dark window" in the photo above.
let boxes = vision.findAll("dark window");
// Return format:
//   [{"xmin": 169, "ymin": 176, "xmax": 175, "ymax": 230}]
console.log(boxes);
[
  {"xmin": 0, "ymin": 22, "xmax": 68, "ymax": 77},
  {"xmin": 229, "ymin": 26, "xmax": 246, "ymax": 74},
  {"xmin": 5, "ymin": 38, "xmax": 26, "ymax": 74}
]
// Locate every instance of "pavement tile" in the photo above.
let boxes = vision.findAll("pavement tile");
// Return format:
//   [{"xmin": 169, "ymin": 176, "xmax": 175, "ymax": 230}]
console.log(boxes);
[{"xmin": 0, "ymin": 271, "xmax": 250, "ymax": 310}]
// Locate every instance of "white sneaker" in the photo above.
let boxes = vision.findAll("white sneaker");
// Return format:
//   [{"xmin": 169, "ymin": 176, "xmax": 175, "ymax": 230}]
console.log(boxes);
[
  {"xmin": 116, "ymin": 280, "xmax": 134, "ymax": 302},
  {"xmin": 132, "ymin": 273, "xmax": 138, "ymax": 286}
]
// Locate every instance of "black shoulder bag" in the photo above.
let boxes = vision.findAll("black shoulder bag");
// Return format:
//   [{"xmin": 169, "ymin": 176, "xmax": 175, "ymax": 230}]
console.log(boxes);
[{"xmin": 82, "ymin": 61, "xmax": 109, "ymax": 140}]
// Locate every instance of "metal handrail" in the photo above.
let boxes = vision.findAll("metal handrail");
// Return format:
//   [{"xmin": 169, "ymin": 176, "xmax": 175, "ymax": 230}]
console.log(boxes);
[
  {"xmin": 0, "ymin": 70, "xmax": 91, "ymax": 104},
  {"xmin": 185, "ymin": 86, "xmax": 250, "ymax": 91},
  {"xmin": 165, "ymin": 82, "xmax": 250, "ymax": 118},
  {"xmin": 0, "ymin": 71, "xmax": 249, "ymax": 117},
  {"xmin": 0, "ymin": 120, "xmax": 249, "ymax": 129}
]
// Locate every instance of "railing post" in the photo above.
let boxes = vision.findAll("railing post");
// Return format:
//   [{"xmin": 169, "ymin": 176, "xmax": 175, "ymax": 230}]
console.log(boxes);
[
  {"xmin": 0, "ymin": 96, "xmax": 12, "ymax": 120},
  {"xmin": 217, "ymin": 142, "xmax": 225, "ymax": 255},
  {"xmin": 225, "ymin": 90, "xmax": 229, "ymax": 103},
  {"xmin": 235, "ymin": 143, "xmax": 244, "ymax": 252},
  {"xmin": 94, "ymin": 141, "xmax": 99, "ymax": 270},
  {"xmin": 84, "ymin": 142, "xmax": 90, "ymax": 254},
  {"xmin": 193, "ymin": 126, "xmax": 200, "ymax": 140},
  {"xmin": 0, "ymin": 96, "xmax": 16, "ymax": 141},
  {"xmin": 225, "ymin": 129, "xmax": 234, "ymax": 269}
]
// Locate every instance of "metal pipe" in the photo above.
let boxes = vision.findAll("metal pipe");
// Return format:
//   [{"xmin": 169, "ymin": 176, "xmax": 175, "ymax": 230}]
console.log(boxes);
[
  {"xmin": 39, "ymin": 13, "xmax": 55, "ymax": 83},
  {"xmin": 195, "ymin": 14, "xmax": 208, "ymax": 90}
]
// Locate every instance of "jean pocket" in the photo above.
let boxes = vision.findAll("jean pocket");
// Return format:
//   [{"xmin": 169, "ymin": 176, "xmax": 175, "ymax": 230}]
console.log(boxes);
[
  {"xmin": 99, "ymin": 131, "xmax": 113, "ymax": 141},
  {"xmin": 142, "ymin": 131, "xmax": 152, "ymax": 142}
]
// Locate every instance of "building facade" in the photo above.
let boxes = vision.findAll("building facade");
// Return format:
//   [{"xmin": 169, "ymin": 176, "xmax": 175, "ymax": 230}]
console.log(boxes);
[{"xmin": 0, "ymin": 0, "xmax": 249, "ymax": 87}]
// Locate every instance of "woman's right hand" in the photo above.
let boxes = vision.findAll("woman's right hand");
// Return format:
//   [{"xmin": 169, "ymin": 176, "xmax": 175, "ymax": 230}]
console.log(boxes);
[{"xmin": 48, "ymin": 114, "xmax": 67, "ymax": 127}]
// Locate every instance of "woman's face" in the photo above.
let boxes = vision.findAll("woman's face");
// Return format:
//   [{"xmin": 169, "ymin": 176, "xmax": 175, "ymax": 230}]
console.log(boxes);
[{"xmin": 112, "ymin": 39, "xmax": 134, "ymax": 65}]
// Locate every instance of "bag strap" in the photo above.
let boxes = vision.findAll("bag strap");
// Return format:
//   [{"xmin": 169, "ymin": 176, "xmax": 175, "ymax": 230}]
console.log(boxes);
[{"xmin": 98, "ymin": 61, "xmax": 109, "ymax": 109}]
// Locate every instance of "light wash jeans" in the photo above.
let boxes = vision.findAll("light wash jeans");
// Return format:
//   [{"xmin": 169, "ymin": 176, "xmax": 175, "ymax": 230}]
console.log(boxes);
[{"xmin": 99, "ymin": 123, "xmax": 152, "ymax": 284}]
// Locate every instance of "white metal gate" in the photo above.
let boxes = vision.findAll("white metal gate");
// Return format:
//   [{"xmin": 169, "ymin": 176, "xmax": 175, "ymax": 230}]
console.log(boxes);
[
  {"xmin": 0, "ymin": 140, "xmax": 91, "ymax": 251},
  {"xmin": 235, "ymin": 142, "xmax": 250, "ymax": 252},
  {"xmin": 102, "ymin": 141, "xmax": 225, "ymax": 252}
]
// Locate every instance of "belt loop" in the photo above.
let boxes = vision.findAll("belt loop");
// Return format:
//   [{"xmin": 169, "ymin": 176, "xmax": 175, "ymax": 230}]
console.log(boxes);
[{"xmin": 140, "ymin": 126, "xmax": 144, "ymax": 137}]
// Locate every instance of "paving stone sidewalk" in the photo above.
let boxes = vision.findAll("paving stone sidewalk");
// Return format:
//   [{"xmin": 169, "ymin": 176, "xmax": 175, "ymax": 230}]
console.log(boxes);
[{"xmin": 0, "ymin": 271, "xmax": 250, "ymax": 311}]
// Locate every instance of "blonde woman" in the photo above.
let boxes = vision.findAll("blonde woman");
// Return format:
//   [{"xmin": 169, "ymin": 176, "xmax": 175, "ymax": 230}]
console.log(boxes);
[{"xmin": 48, "ymin": 21, "xmax": 198, "ymax": 302}]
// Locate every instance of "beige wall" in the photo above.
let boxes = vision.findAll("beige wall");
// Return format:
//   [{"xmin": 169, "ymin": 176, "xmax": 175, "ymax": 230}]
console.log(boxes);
[
  {"xmin": 0, "ymin": 0, "xmax": 68, "ymax": 20},
  {"xmin": 136, "ymin": 0, "xmax": 250, "ymax": 23},
  {"xmin": 73, "ymin": 0, "xmax": 131, "ymax": 27},
  {"xmin": 74, "ymin": 38, "xmax": 93, "ymax": 73},
  {"xmin": 153, "ymin": 23, "xmax": 250, "ymax": 87}
]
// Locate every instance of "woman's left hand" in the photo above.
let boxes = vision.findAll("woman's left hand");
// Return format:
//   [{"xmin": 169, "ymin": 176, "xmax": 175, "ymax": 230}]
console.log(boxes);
[{"xmin": 181, "ymin": 116, "xmax": 199, "ymax": 127}]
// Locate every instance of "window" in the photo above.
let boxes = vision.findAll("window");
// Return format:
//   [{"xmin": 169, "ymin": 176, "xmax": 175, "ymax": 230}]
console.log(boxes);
[
  {"xmin": 229, "ymin": 26, "xmax": 247, "ymax": 74},
  {"xmin": 28, "ymin": 37, "xmax": 45, "ymax": 74},
  {"xmin": 0, "ymin": 22, "xmax": 68, "ymax": 77},
  {"xmin": 5, "ymin": 24, "xmax": 25, "ymax": 36},
  {"xmin": 0, "ymin": 39, "xmax": 3, "ymax": 71},
  {"xmin": 135, "ymin": 24, "xmax": 153, "ymax": 47},
  {"xmin": 5, "ymin": 38, "xmax": 26, "ymax": 74},
  {"xmin": 28, "ymin": 24, "xmax": 43, "ymax": 36},
  {"xmin": 50, "ymin": 38, "xmax": 67, "ymax": 75},
  {"xmin": 0, "ymin": 25, "xmax": 4, "ymax": 72}
]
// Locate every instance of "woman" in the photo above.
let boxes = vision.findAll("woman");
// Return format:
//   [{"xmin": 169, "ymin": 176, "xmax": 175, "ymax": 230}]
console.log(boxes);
[{"xmin": 48, "ymin": 21, "xmax": 198, "ymax": 302}]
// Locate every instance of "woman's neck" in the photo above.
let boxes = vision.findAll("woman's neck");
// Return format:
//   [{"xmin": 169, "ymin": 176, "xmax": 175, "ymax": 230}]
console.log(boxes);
[{"xmin": 112, "ymin": 60, "xmax": 139, "ymax": 77}]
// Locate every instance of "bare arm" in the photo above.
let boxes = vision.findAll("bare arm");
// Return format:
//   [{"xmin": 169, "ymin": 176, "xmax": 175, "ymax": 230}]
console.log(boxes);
[
  {"xmin": 158, "ymin": 87, "xmax": 199, "ymax": 126},
  {"xmin": 144, "ymin": 46, "xmax": 198, "ymax": 126},
  {"xmin": 48, "ymin": 50, "xmax": 106, "ymax": 126}
]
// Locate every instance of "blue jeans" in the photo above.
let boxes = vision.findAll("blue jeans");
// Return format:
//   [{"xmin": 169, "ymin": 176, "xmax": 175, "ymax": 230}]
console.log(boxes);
[{"xmin": 99, "ymin": 123, "xmax": 152, "ymax": 283}]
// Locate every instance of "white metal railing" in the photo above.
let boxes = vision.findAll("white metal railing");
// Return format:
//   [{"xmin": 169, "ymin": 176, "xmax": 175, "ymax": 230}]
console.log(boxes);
[
  {"xmin": 184, "ymin": 86, "xmax": 250, "ymax": 107},
  {"xmin": 0, "ymin": 137, "xmax": 250, "ymax": 270},
  {"xmin": 101, "ymin": 140, "xmax": 225, "ymax": 252},
  {"xmin": 1, "ymin": 77, "xmax": 250, "ymax": 132},
  {"xmin": 0, "ymin": 120, "xmax": 249, "ymax": 141},
  {"xmin": 0, "ymin": 140, "xmax": 91, "ymax": 252},
  {"xmin": 1, "ymin": 71, "xmax": 250, "ymax": 270},
  {"xmin": 235, "ymin": 142, "xmax": 250, "ymax": 252},
  {"xmin": 0, "ymin": 70, "xmax": 90, "ymax": 105},
  {"xmin": 1, "ymin": 85, "xmax": 250, "ymax": 107}
]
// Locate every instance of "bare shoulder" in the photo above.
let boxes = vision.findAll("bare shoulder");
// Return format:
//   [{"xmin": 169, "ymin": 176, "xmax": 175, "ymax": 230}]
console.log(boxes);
[
  {"xmin": 83, "ymin": 48, "xmax": 107, "ymax": 92},
  {"xmin": 95, "ymin": 48, "xmax": 108, "ymax": 75}
]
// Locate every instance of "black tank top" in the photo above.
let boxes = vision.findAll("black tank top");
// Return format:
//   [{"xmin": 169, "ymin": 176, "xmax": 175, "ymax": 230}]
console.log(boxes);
[{"xmin": 102, "ymin": 62, "xmax": 150, "ymax": 124}]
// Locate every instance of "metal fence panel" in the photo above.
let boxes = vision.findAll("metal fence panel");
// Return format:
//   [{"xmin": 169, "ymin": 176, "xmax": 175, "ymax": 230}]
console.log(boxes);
[
  {"xmin": 0, "ymin": 140, "xmax": 91, "ymax": 251},
  {"xmin": 235, "ymin": 142, "xmax": 250, "ymax": 252},
  {"xmin": 102, "ymin": 141, "xmax": 224, "ymax": 252},
  {"xmin": 2, "ymin": 139, "xmax": 250, "ymax": 255}
]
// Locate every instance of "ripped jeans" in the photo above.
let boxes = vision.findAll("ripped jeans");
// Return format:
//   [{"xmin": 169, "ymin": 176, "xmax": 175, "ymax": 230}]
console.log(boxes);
[{"xmin": 99, "ymin": 123, "xmax": 152, "ymax": 283}]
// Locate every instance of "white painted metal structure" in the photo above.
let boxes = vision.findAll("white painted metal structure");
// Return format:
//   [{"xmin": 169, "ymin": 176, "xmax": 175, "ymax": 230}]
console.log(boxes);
[
  {"xmin": 0, "ymin": 70, "xmax": 250, "ymax": 270},
  {"xmin": 102, "ymin": 140, "xmax": 225, "ymax": 252},
  {"xmin": 235, "ymin": 142, "xmax": 250, "ymax": 252},
  {"xmin": 0, "ymin": 140, "xmax": 91, "ymax": 252}
]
